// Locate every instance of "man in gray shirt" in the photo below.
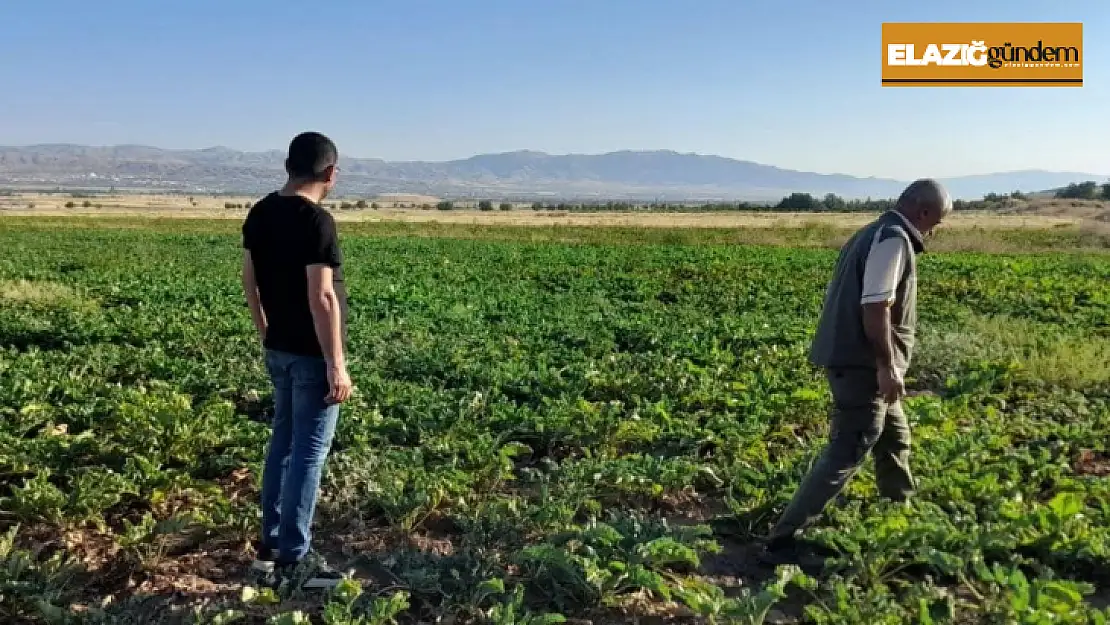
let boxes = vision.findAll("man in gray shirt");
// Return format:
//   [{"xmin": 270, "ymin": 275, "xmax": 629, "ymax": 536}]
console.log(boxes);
[{"xmin": 765, "ymin": 179, "xmax": 953, "ymax": 553}]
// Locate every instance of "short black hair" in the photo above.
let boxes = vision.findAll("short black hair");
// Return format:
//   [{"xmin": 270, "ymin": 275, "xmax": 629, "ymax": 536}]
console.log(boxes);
[{"xmin": 285, "ymin": 132, "xmax": 338, "ymax": 180}]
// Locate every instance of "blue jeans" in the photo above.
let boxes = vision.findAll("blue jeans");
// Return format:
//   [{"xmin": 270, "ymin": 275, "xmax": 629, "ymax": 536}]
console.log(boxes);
[{"xmin": 260, "ymin": 349, "xmax": 340, "ymax": 564}]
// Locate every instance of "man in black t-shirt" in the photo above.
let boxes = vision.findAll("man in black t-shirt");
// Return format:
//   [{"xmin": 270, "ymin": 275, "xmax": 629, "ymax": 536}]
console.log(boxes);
[{"xmin": 241, "ymin": 131, "xmax": 352, "ymax": 590}]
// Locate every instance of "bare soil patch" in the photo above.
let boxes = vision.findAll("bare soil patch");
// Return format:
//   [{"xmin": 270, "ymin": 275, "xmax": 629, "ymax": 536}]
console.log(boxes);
[{"xmin": 1075, "ymin": 450, "xmax": 1110, "ymax": 477}]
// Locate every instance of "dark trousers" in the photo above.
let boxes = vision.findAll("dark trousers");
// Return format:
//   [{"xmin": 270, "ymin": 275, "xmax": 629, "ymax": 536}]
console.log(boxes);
[{"xmin": 771, "ymin": 367, "xmax": 915, "ymax": 540}]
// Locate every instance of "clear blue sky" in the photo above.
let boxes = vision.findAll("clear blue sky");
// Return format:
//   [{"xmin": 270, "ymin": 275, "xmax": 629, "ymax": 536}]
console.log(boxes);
[{"xmin": 1, "ymin": 0, "xmax": 1106, "ymax": 179}]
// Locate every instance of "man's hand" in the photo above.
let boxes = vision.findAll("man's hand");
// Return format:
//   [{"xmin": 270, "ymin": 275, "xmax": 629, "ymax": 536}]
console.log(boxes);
[
  {"xmin": 877, "ymin": 365, "xmax": 905, "ymax": 404},
  {"xmin": 326, "ymin": 363, "xmax": 353, "ymax": 404}
]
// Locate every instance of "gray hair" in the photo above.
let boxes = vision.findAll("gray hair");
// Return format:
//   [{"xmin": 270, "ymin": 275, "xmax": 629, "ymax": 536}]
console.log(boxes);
[{"xmin": 896, "ymin": 178, "xmax": 953, "ymax": 216}]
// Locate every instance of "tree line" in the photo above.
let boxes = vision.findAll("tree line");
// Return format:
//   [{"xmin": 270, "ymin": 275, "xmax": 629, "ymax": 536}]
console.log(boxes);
[
  {"xmin": 1054, "ymin": 181, "xmax": 1110, "ymax": 201},
  {"xmin": 430, "ymin": 194, "xmax": 988, "ymax": 213},
  {"xmin": 424, "ymin": 188, "xmax": 1110, "ymax": 213}
]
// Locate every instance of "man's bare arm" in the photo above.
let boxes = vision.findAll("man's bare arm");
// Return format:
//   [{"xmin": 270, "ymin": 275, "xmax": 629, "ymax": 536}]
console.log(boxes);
[
  {"xmin": 862, "ymin": 302, "xmax": 895, "ymax": 369},
  {"xmin": 859, "ymin": 234, "xmax": 908, "ymax": 402},
  {"xmin": 863, "ymin": 301, "xmax": 904, "ymax": 402},
  {"xmin": 307, "ymin": 264, "xmax": 352, "ymax": 403},
  {"xmin": 306, "ymin": 264, "xmax": 344, "ymax": 367},
  {"xmin": 242, "ymin": 250, "xmax": 267, "ymax": 338}
]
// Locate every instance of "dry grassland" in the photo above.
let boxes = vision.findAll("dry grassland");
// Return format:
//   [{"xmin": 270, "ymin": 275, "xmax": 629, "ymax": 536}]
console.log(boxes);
[{"xmin": 3, "ymin": 192, "xmax": 1108, "ymax": 231}]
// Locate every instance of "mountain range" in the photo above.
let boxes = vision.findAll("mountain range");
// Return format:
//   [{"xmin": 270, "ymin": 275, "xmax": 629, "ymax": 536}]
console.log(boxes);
[{"xmin": 0, "ymin": 144, "xmax": 1104, "ymax": 201}]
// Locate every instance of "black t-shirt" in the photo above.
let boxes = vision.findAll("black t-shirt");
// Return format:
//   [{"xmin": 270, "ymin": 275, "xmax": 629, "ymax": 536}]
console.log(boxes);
[{"xmin": 242, "ymin": 192, "xmax": 348, "ymax": 358}]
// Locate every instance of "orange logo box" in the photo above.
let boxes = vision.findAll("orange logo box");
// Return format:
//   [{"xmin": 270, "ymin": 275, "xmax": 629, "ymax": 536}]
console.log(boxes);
[{"xmin": 881, "ymin": 22, "xmax": 1083, "ymax": 87}]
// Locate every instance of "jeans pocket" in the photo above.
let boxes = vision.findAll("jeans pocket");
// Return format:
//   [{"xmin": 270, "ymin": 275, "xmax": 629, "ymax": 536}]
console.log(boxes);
[
  {"xmin": 290, "ymin": 355, "xmax": 330, "ymax": 390},
  {"xmin": 264, "ymin": 350, "xmax": 284, "ymax": 381}
]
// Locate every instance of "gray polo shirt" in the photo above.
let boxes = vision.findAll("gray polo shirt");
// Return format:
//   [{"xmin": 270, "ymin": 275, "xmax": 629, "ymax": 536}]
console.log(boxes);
[{"xmin": 809, "ymin": 210, "xmax": 925, "ymax": 374}]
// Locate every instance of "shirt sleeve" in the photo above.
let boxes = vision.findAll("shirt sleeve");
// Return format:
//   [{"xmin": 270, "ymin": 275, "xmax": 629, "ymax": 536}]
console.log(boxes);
[
  {"xmin": 860, "ymin": 236, "xmax": 907, "ymax": 305},
  {"xmin": 305, "ymin": 211, "xmax": 343, "ymax": 267}
]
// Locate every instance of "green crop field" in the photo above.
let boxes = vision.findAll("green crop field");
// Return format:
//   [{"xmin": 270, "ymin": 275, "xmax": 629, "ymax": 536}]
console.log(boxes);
[{"xmin": 2, "ymin": 217, "xmax": 1110, "ymax": 624}]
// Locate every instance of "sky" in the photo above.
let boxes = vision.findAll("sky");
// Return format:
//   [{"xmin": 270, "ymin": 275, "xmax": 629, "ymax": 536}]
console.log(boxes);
[{"xmin": 0, "ymin": 0, "xmax": 1106, "ymax": 179}]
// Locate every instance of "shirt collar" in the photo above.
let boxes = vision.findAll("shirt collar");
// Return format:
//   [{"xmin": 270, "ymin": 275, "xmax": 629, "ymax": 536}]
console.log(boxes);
[
  {"xmin": 883, "ymin": 210, "xmax": 926, "ymax": 253},
  {"xmin": 890, "ymin": 210, "xmax": 922, "ymax": 240}
]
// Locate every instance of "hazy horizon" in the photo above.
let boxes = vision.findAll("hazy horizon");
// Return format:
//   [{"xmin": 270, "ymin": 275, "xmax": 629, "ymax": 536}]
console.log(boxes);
[{"xmin": 3, "ymin": 142, "xmax": 1109, "ymax": 181}]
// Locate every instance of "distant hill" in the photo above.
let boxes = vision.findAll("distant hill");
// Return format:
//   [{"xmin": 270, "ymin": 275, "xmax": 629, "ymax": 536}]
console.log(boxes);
[{"xmin": 0, "ymin": 144, "xmax": 1104, "ymax": 201}]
